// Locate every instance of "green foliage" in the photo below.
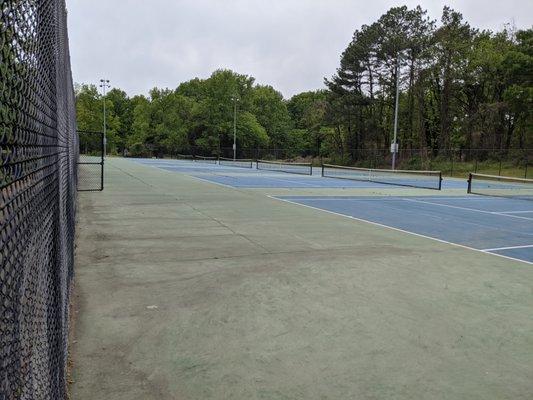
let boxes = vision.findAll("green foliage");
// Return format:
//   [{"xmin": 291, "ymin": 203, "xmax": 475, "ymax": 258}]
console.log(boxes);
[
  {"xmin": 129, "ymin": 142, "xmax": 149, "ymax": 157},
  {"xmin": 326, "ymin": 6, "xmax": 532, "ymax": 159},
  {"xmin": 285, "ymin": 129, "xmax": 309, "ymax": 155},
  {"xmin": 236, "ymin": 111, "xmax": 269, "ymax": 148},
  {"xmin": 130, "ymin": 95, "xmax": 151, "ymax": 146},
  {"xmin": 75, "ymin": 11, "xmax": 532, "ymax": 160},
  {"xmin": 75, "ymin": 84, "xmax": 101, "ymax": 132},
  {"xmin": 75, "ymin": 84, "xmax": 120, "ymax": 153},
  {"xmin": 106, "ymin": 88, "xmax": 133, "ymax": 149},
  {"xmin": 251, "ymin": 85, "xmax": 291, "ymax": 148},
  {"xmin": 286, "ymin": 90, "xmax": 328, "ymax": 153}
]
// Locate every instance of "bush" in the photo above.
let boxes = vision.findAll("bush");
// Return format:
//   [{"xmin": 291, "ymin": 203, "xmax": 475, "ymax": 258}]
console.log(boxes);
[{"xmin": 128, "ymin": 142, "xmax": 149, "ymax": 157}]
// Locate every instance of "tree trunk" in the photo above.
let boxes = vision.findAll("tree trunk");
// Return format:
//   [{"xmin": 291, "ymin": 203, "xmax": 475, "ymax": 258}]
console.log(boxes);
[
  {"xmin": 439, "ymin": 57, "xmax": 452, "ymax": 152},
  {"xmin": 415, "ymin": 71, "xmax": 429, "ymax": 168},
  {"xmin": 407, "ymin": 57, "xmax": 415, "ymax": 150}
]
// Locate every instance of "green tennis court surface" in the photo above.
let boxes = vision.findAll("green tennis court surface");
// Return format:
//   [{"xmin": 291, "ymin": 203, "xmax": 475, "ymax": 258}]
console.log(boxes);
[{"xmin": 72, "ymin": 157, "xmax": 533, "ymax": 400}]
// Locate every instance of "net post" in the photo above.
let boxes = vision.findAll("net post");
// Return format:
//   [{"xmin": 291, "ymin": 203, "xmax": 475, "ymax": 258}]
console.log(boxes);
[
  {"xmin": 321, "ymin": 164, "xmax": 324, "ymax": 177},
  {"xmin": 438, "ymin": 172, "xmax": 442, "ymax": 190},
  {"xmin": 309, "ymin": 165, "xmax": 313, "ymax": 176},
  {"xmin": 100, "ymin": 162, "xmax": 104, "ymax": 191},
  {"xmin": 467, "ymin": 173, "xmax": 473, "ymax": 194},
  {"xmin": 256, "ymin": 160, "xmax": 259, "ymax": 170}
]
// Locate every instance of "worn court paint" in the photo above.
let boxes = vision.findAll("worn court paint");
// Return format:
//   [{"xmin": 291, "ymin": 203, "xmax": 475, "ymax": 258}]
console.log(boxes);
[
  {"xmin": 275, "ymin": 195, "xmax": 533, "ymax": 263},
  {"xmin": 72, "ymin": 158, "xmax": 533, "ymax": 400}
]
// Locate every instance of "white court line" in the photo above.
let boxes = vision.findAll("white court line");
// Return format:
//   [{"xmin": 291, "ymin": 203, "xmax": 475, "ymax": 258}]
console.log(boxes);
[
  {"xmin": 268, "ymin": 195, "xmax": 533, "ymax": 266},
  {"xmin": 192, "ymin": 173, "xmax": 317, "ymax": 189},
  {"xmin": 189, "ymin": 175, "xmax": 238, "ymax": 189},
  {"xmin": 152, "ymin": 162, "xmax": 320, "ymax": 189},
  {"xmin": 256, "ymin": 175, "xmax": 319, "ymax": 187},
  {"xmin": 493, "ymin": 212, "xmax": 533, "ymax": 220},
  {"xmin": 402, "ymin": 198, "xmax": 533, "ymax": 221},
  {"xmin": 497, "ymin": 210, "xmax": 533, "ymax": 214},
  {"xmin": 208, "ymin": 170, "xmax": 326, "ymax": 188},
  {"xmin": 482, "ymin": 244, "xmax": 533, "ymax": 252},
  {"xmin": 279, "ymin": 196, "xmax": 476, "ymax": 202},
  {"xmin": 218, "ymin": 173, "xmax": 319, "ymax": 188},
  {"xmin": 141, "ymin": 164, "xmax": 241, "ymax": 191}
]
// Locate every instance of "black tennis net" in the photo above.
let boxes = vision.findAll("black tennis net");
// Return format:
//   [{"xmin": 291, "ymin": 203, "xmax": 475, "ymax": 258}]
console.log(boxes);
[
  {"xmin": 194, "ymin": 155, "xmax": 218, "ymax": 164},
  {"xmin": 468, "ymin": 173, "xmax": 533, "ymax": 201},
  {"xmin": 177, "ymin": 154, "xmax": 194, "ymax": 160},
  {"xmin": 1, "ymin": 0, "xmax": 78, "ymax": 398},
  {"xmin": 219, "ymin": 157, "xmax": 254, "ymax": 168},
  {"xmin": 257, "ymin": 160, "xmax": 313, "ymax": 175},
  {"xmin": 322, "ymin": 164, "xmax": 443, "ymax": 190}
]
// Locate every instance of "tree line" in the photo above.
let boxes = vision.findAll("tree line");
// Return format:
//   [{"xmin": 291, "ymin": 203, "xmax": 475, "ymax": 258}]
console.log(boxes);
[{"xmin": 76, "ymin": 6, "xmax": 532, "ymax": 162}]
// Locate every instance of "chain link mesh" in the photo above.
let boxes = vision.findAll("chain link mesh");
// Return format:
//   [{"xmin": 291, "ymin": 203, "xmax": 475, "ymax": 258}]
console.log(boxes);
[
  {"xmin": 78, "ymin": 130, "xmax": 104, "ymax": 191},
  {"xmin": 1, "ymin": 0, "xmax": 78, "ymax": 398}
]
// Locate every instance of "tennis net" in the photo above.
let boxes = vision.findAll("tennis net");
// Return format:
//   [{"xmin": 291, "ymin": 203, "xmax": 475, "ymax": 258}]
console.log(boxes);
[
  {"xmin": 177, "ymin": 154, "xmax": 194, "ymax": 160},
  {"xmin": 194, "ymin": 155, "xmax": 218, "ymax": 164},
  {"xmin": 257, "ymin": 160, "xmax": 313, "ymax": 175},
  {"xmin": 219, "ymin": 157, "xmax": 254, "ymax": 168},
  {"xmin": 322, "ymin": 164, "xmax": 443, "ymax": 190},
  {"xmin": 468, "ymin": 173, "xmax": 533, "ymax": 201}
]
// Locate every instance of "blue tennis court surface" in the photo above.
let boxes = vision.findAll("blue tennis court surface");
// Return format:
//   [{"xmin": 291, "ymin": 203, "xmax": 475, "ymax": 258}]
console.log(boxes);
[
  {"xmin": 273, "ymin": 195, "xmax": 533, "ymax": 264},
  {"xmin": 133, "ymin": 158, "xmax": 467, "ymax": 189},
  {"xmin": 193, "ymin": 173, "xmax": 400, "ymax": 188}
]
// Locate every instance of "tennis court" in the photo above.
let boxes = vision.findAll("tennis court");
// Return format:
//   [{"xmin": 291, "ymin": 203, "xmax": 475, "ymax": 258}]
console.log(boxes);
[
  {"xmin": 134, "ymin": 158, "xmax": 467, "ymax": 189},
  {"xmin": 273, "ymin": 195, "xmax": 533, "ymax": 263},
  {"xmin": 72, "ymin": 157, "xmax": 533, "ymax": 400},
  {"xmin": 133, "ymin": 157, "xmax": 532, "ymax": 263},
  {"xmin": 131, "ymin": 157, "xmax": 533, "ymax": 264}
]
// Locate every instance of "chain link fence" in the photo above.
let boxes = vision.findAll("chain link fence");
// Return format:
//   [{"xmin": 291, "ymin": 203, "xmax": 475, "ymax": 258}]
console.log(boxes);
[
  {"xmin": 78, "ymin": 131, "xmax": 104, "ymax": 191},
  {"xmin": 1, "ymin": 0, "xmax": 78, "ymax": 398}
]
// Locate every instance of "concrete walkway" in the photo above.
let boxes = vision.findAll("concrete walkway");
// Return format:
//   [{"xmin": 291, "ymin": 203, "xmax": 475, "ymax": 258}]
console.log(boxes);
[{"xmin": 71, "ymin": 158, "xmax": 533, "ymax": 399}]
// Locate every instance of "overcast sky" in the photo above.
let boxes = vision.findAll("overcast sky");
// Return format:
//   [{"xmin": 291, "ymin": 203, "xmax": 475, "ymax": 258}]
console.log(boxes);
[{"xmin": 67, "ymin": 0, "xmax": 532, "ymax": 99}]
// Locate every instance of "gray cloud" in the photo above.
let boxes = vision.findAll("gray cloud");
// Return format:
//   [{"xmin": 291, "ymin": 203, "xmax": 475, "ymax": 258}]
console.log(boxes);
[{"xmin": 67, "ymin": 0, "xmax": 533, "ymax": 98}]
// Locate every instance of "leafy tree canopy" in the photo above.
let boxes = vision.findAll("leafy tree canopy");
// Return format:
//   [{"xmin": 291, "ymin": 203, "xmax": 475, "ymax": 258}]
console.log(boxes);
[{"xmin": 76, "ymin": 8, "xmax": 532, "ymax": 160}]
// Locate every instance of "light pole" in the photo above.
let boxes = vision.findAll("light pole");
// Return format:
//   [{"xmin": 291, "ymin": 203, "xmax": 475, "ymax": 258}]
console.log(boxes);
[
  {"xmin": 99, "ymin": 79, "xmax": 110, "ymax": 157},
  {"xmin": 391, "ymin": 55, "xmax": 400, "ymax": 170},
  {"xmin": 231, "ymin": 96, "xmax": 239, "ymax": 160}
]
